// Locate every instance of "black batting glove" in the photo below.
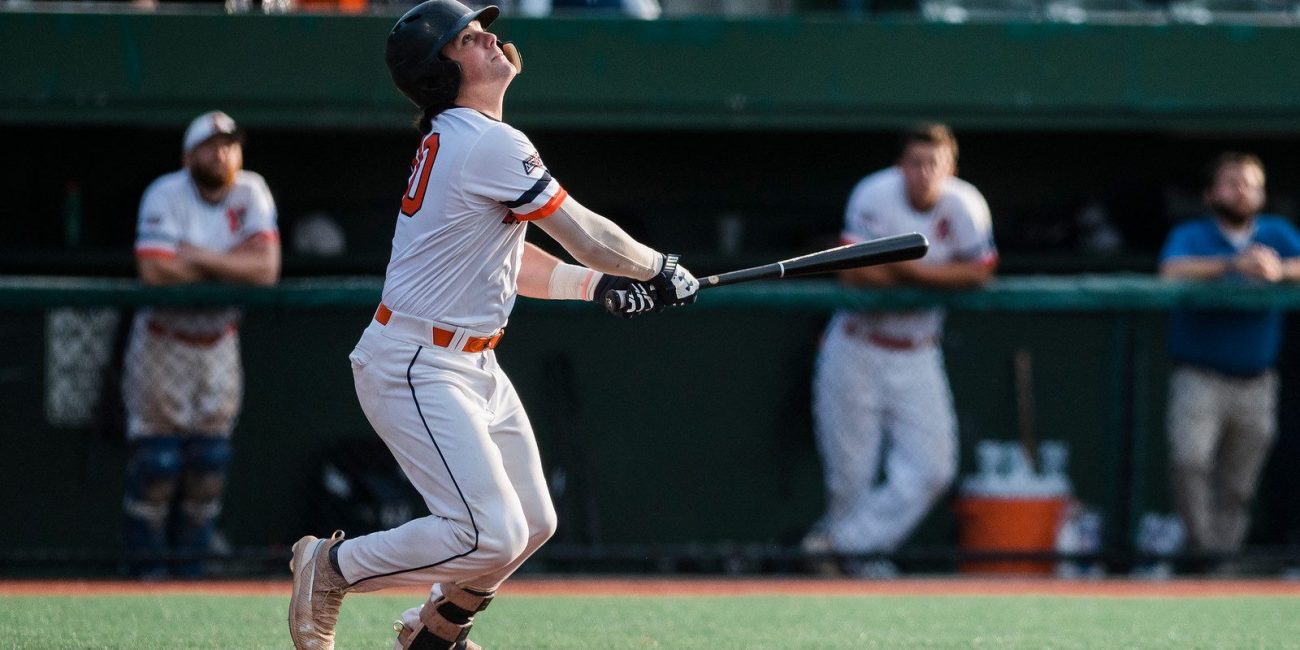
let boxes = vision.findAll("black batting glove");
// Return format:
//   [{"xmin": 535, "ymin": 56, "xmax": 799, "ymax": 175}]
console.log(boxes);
[
  {"xmin": 595, "ymin": 274, "xmax": 657, "ymax": 319},
  {"xmin": 649, "ymin": 254, "xmax": 699, "ymax": 309}
]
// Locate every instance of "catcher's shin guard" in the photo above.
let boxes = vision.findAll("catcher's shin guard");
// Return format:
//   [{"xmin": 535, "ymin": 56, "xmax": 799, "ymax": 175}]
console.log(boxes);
[
  {"xmin": 122, "ymin": 436, "xmax": 183, "ymax": 577},
  {"xmin": 394, "ymin": 583, "xmax": 493, "ymax": 650},
  {"xmin": 173, "ymin": 437, "xmax": 232, "ymax": 576}
]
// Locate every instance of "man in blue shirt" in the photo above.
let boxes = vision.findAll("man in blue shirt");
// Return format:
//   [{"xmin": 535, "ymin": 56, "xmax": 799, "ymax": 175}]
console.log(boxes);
[{"xmin": 1159, "ymin": 152, "xmax": 1300, "ymax": 566}]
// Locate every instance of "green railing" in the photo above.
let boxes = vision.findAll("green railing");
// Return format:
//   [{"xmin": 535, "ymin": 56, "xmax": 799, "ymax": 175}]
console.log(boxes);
[{"xmin": 5, "ymin": 274, "xmax": 1300, "ymax": 309}]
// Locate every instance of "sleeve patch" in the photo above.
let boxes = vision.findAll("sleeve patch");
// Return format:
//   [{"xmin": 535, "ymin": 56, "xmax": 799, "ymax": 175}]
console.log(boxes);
[{"xmin": 522, "ymin": 152, "xmax": 544, "ymax": 175}]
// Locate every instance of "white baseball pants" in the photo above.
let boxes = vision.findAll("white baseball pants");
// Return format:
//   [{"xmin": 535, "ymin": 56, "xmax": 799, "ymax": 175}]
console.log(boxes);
[
  {"xmin": 122, "ymin": 316, "xmax": 242, "ymax": 438},
  {"xmin": 336, "ymin": 317, "xmax": 556, "ymax": 593},
  {"xmin": 812, "ymin": 317, "xmax": 958, "ymax": 554}
]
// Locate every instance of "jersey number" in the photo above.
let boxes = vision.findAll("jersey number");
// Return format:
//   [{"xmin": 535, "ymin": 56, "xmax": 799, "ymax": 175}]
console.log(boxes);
[{"xmin": 401, "ymin": 133, "xmax": 440, "ymax": 217}]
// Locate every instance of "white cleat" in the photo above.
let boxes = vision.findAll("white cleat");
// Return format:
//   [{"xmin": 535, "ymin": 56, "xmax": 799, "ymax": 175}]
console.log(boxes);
[{"xmin": 288, "ymin": 530, "xmax": 349, "ymax": 650}]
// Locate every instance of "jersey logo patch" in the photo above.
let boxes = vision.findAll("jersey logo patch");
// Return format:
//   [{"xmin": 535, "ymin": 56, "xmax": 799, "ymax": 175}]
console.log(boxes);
[
  {"xmin": 226, "ymin": 206, "xmax": 247, "ymax": 233},
  {"xmin": 522, "ymin": 152, "xmax": 543, "ymax": 175},
  {"xmin": 935, "ymin": 216, "xmax": 951, "ymax": 241},
  {"xmin": 502, "ymin": 211, "xmax": 519, "ymax": 225}
]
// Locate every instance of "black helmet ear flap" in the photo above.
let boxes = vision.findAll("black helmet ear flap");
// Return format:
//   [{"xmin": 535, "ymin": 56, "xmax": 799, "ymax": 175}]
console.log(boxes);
[
  {"xmin": 499, "ymin": 41, "xmax": 522, "ymax": 74},
  {"xmin": 410, "ymin": 59, "xmax": 464, "ymax": 110}
]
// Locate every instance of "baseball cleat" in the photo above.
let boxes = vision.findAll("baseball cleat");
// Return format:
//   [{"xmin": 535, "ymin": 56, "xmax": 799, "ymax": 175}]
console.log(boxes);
[{"xmin": 288, "ymin": 530, "xmax": 350, "ymax": 650}]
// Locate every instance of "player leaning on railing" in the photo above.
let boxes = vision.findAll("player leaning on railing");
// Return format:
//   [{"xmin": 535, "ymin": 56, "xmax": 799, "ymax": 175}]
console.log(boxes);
[
  {"xmin": 124, "ymin": 110, "xmax": 280, "ymax": 579},
  {"xmin": 287, "ymin": 2, "xmax": 699, "ymax": 649}
]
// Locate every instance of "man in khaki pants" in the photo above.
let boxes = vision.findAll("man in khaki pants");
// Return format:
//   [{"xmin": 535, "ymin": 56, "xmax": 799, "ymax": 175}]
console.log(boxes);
[{"xmin": 1159, "ymin": 152, "xmax": 1300, "ymax": 570}]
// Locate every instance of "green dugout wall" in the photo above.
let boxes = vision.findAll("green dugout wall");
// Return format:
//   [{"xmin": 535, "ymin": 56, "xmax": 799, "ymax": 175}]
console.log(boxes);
[{"xmin": 2, "ymin": 278, "xmax": 1299, "ymax": 571}]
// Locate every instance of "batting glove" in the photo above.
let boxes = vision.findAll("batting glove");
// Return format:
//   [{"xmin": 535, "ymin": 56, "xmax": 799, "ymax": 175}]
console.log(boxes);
[
  {"xmin": 595, "ymin": 275, "xmax": 658, "ymax": 319},
  {"xmin": 649, "ymin": 254, "xmax": 699, "ymax": 309}
]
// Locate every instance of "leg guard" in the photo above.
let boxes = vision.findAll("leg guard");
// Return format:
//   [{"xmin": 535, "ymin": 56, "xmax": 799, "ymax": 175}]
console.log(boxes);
[
  {"xmin": 123, "ymin": 436, "xmax": 183, "ymax": 577},
  {"xmin": 396, "ymin": 583, "xmax": 493, "ymax": 650},
  {"xmin": 172, "ymin": 437, "xmax": 232, "ymax": 576}
]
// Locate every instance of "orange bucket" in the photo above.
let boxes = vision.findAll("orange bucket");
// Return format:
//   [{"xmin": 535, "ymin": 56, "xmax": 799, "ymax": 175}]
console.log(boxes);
[{"xmin": 955, "ymin": 496, "xmax": 1067, "ymax": 574}]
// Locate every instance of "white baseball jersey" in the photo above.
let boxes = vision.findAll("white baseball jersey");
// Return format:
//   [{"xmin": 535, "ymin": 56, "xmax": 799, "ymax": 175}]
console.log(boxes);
[
  {"xmin": 838, "ymin": 167, "xmax": 996, "ymax": 343},
  {"xmin": 807, "ymin": 166, "xmax": 996, "ymax": 558},
  {"xmin": 125, "ymin": 169, "xmax": 276, "ymax": 438},
  {"xmin": 134, "ymin": 169, "xmax": 279, "ymax": 335},
  {"xmin": 381, "ymin": 107, "xmax": 567, "ymax": 333},
  {"xmin": 335, "ymin": 109, "xmax": 563, "ymax": 595}
]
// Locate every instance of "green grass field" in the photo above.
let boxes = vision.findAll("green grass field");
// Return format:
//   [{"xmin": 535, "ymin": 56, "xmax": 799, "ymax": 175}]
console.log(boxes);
[{"xmin": 2, "ymin": 592, "xmax": 1298, "ymax": 649}]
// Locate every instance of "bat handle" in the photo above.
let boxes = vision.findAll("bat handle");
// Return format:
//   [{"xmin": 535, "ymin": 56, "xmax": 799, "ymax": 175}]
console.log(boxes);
[{"xmin": 602, "ymin": 288, "xmax": 629, "ymax": 314}]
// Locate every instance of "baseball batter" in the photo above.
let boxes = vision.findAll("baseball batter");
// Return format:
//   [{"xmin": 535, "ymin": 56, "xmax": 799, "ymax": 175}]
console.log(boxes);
[
  {"xmin": 287, "ymin": 3, "xmax": 698, "ymax": 649},
  {"xmin": 807, "ymin": 123, "xmax": 996, "ymax": 573},
  {"xmin": 123, "ymin": 110, "xmax": 280, "ymax": 577}
]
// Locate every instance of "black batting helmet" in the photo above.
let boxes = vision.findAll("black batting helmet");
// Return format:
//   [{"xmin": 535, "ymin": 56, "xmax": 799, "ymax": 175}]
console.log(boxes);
[{"xmin": 385, "ymin": 0, "xmax": 501, "ymax": 110}]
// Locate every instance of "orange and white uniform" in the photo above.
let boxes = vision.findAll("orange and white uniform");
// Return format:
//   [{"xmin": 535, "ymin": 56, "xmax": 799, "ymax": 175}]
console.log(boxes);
[
  {"xmin": 124, "ymin": 169, "xmax": 278, "ymax": 438},
  {"xmin": 381, "ymin": 108, "xmax": 566, "ymax": 331},
  {"xmin": 337, "ymin": 108, "xmax": 564, "ymax": 592}
]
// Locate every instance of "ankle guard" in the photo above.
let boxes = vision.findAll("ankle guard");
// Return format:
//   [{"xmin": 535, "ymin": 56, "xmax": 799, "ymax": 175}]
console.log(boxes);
[{"xmin": 398, "ymin": 584, "xmax": 494, "ymax": 650}]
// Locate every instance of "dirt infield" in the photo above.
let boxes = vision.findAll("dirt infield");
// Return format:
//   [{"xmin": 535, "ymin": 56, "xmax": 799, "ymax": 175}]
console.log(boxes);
[{"xmin": 3, "ymin": 577, "xmax": 1298, "ymax": 598}]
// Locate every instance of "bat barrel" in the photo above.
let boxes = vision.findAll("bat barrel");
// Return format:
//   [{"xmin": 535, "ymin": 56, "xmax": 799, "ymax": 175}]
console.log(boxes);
[{"xmin": 781, "ymin": 232, "xmax": 928, "ymax": 276}]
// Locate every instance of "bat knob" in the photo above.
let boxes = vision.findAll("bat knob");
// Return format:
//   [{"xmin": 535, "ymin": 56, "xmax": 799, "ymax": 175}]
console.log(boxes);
[{"xmin": 602, "ymin": 289, "xmax": 625, "ymax": 313}]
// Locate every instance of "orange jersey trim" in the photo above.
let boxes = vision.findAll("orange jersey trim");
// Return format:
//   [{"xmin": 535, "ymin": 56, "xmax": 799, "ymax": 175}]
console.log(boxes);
[
  {"xmin": 513, "ymin": 187, "xmax": 568, "ymax": 222},
  {"xmin": 135, "ymin": 248, "xmax": 177, "ymax": 259},
  {"xmin": 245, "ymin": 230, "xmax": 281, "ymax": 244}
]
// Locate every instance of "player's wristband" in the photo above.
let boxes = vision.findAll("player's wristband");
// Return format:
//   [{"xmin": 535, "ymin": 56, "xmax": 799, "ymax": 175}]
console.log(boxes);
[{"xmin": 548, "ymin": 263, "xmax": 601, "ymax": 301}]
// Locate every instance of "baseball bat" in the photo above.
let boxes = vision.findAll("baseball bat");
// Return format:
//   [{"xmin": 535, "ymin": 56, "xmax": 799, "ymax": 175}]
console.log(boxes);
[{"xmin": 603, "ymin": 232, "xmax": 930, "ymax": 313}]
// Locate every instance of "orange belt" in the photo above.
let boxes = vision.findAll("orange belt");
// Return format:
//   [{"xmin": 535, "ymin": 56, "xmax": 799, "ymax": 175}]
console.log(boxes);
[
  {"xmin": 866, "ymin": 333, "xmax": 930, "ymax": 351},
  {"xmin": 374, "ymin": 304, "xmax": 504, "ymax": 353},
  {"xmin": 842, "ymin": 320, "xmax": 933, "ymax": 351},
  {"xmin": 147, "ymin": 320, "xmax": 235, "ymax": 346}
]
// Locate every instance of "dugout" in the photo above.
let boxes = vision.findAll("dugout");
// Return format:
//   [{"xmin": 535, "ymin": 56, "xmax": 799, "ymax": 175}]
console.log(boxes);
[{"xmin": 1, "ymin": 8, "xmax": 1299, "ymax": 573}]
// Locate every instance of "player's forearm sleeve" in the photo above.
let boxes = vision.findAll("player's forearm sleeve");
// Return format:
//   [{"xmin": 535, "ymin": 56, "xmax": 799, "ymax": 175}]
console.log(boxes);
[
  {"xmin": 547, "ymin": 263, "xmax": 602, "ymax": 301},
  {"xmin": 534, "ymin": 196, "xmax": 664, "ymax": 281}
]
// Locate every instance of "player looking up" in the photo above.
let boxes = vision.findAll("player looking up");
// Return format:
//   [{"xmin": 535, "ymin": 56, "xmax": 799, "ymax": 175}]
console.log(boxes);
[{"xmin": 287, "ymin": 2, "xmax": 698, "ymax": 649}]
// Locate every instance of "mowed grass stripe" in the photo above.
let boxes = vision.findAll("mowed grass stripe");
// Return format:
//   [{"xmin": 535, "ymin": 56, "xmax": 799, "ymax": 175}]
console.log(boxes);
[{"xmin": 1, "ymin": 594, "xmax": 1296, "ymax": 649}]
